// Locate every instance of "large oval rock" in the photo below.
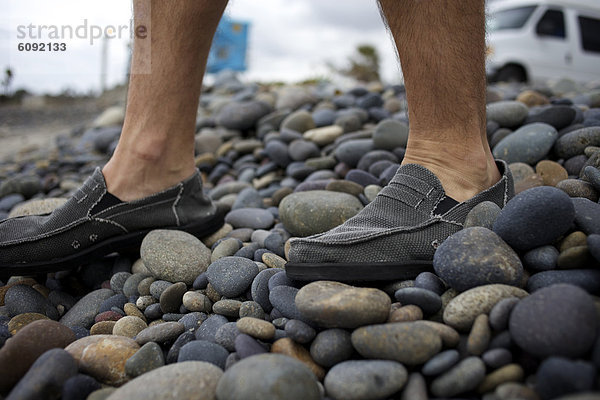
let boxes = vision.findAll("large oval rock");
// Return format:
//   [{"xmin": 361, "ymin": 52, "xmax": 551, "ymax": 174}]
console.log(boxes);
[
  {"xmin": 215, "ymin": 354, "xmax": 321, "ymax": 400},
  {"xmin": 324, "ymin": 360, "xmax": 408, "ymax": 400},
  {"xmin": 492, "ymin": 123, "xmax": 558, "ymax": 164},
  {"xmin": 295, "ymin": 281, "xmax": 390, "ymax": 328},
  {"xmin": 509, "ymin": 284, "xmax": 597, "ymax": 358},
  {"xmin": 106, "ymin": 361, "xmax": 223, "ymax": 400},
  {"xmin": 434, "ymin": 227, "xmax": 523, "ymax": 291},
  {"xmin": 493, "ymin": 186, "xmax": 575, "ymax": 251},
  {"xmin": 65, "ymin": 335, "xmax": 139, "ymax": 386},
  {"xmin": 279, "ymin": 190, "xmax": 363, "ymax": 237},
  {"xmin": 443, "ymin": 284, "xmax": 529, "ymax": 331},
  {"xmin": 351, "ymin": 322, "xmax": 442, "ymax": 365},
  {"xmin": 140, "ymin": 230, "xmax": 211, "ymax": 285}
]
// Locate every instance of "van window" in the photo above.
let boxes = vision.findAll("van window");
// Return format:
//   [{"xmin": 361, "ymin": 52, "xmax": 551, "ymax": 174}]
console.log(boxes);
[
  {"xmin": 536, "ymin": 9, "xmax": 566, "ymax": 38},
  {"xmin": 578, "ymin": 16, "xmax": 600, "ymax": 53},
  {"xmin": 488, "ymin": 6, "xmax": 537, "ymax": 32}
]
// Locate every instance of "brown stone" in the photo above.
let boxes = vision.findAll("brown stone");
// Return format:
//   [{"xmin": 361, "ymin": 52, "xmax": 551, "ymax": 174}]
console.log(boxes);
[
  {"xmin": 495, "ymin": 382, "xmax": 540, "ymax": 400},
  {"xmin": 536, "ymin": 160, "xmax": 568, "ymax": 187},
  {"xmin": 123, "ymin": 303, "xmax": 147, "ymax": 323},
  {"xmin": 295, "ymin": 281, "xmax": 390, "ymax": 329},
  {"xmin": 326, "ymin": 180, "xmax": 364, "ymax": 196},
  {"xmin": 66, "ymin": 335, "xmax": 139, "ymax": 386},
  {"xmin": 467, "ymin": 314, "xmax": 491, "ymax": 356},
  {"xmin": 515, "ymin": 174, "xmax": 544, "ymax": 194},
  {"xmin": 556, "ymin": 179, "xmax": 599, "ymax": 202},
  {"xmin": 90, "ymin": 321, "xmax": 117, "ymax": 335},
  {"xmin": 236, "ymin": 317, "xmax": 275, "ymax": 340},
  {"xmin": 261, "ymin": 253, "xmax": 286, "ymax": 269},
  {"xmin": 0, "ymin": 319, "xmax": 76, "ymax": 393},
  {"xmin": 478, "ymin": 364, "xmax": 525, "ymax": 394},
  {"xmin": 389, "ymin": 305, "xmax": 423, "ymax": 322},
  {"xmin": 560, "ymin": 231, "xmax": 588, "ymax": 252},
  {"xmin": 7, "ymin": 313, "xmax": 49, "ymax": 335},
  {"xmin": 557, "ymin": 246, "xmax": 596, "ymax": 269},
  {"xmin": 413, "ymin": 320, "xmax": 460, "ymax": 348},
  {"xmin": 516, "ymin": 90, "xmax": 550, "ymax": 107},
  {"xmin": 271, "ymin": 338, "xmax": 325, "ymax": 380}
]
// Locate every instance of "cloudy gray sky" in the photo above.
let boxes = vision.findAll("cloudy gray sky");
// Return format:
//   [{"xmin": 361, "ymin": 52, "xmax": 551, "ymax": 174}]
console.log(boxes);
[{"xmin": 0, "ymin": 0, "xmax": 402, "ymax": 95}]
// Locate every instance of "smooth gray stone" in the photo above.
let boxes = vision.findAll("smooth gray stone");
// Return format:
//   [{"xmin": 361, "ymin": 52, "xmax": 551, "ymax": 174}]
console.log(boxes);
[
  {"xmin": 489, "ymin": 297, "xmax": 520, "ymax": 331},
  {"xmin": 422, "ymin": 349, "xmax": 460, "ymax": 376},
  {"xmin": 60, "ymin": 289, "xmax": 114, "ymax": 329},
  {"xmin": 373, "ymin": 119, "xmax": 409, "ymax": 150},
  {"xmin": 536, "ymin": 357, "xmax": 596, "ymax": 400},
  {"xmin": 206, "ymin": 256, "xmax": 259, "ymax": 298},
  {"xmin": 493, "ymin": 123, "xmax": 558, "ymax": 164},
  {"xmin": 215, "ymin": 322, "xmax": 240, "ymax": 352},
  {"xmin": 216, "ymin": 354, "xmax": 320, "ymax": 400},
  {"xmin": 334, "ymin": 139, "xmax": 375, "ymax": 167},
  {"xmin": 177, "ymin": 340, "xmax": 229, "ymax": 369},
  {"xmin": 250, "ymin": 269, "xmax": 280, "ymax": 313},
  {"xmin": 135, "ymin": 322, "xmax": 185, "ymax": 346},
  {"xmin": 195, "ymin": 314, "xmax": 229, "ymax": 343},
  {"xmin": 510, "ymin": 284, "xmax": 598, "ymax": 358},
  {"xmin": 225, "ymin": 208, "xmax": 274, "ymax": 230},
  {"xmin": 523, "ymin": 245, "xmax": 559, "ymax": 271},
  {"xmin": 430, "ymin": 356, "xmax": 486, "ymax": 398},
  {"xmin": 572, "ymin": 197, "xmax": 600, "ymax": 235},
  {"xmin": 527, "ymin": 269, "xmax": 600, "ymax": 293},
  {"xmin": 324, "ymin": 360, "xmax": 408, "ymax": 400},
  {"xmin": 310, "ymin": 329, "xmax": 354, "ymax": 367},
  {"xmin": 125, "ymin": 342, "xmax": 165, "ymax": 378},
  {"xmin": 554, "ymin": 127, "xmax": 600, "ymax": 159},
  {"xmin": 5, "ymin": 284, "xmax": 57, "ymax": 319},
  {"xmin": 482, "ymin": 348, "xmax": 513, "ymax": 369},
  {"xmin": 464, "ymin": 201, "xmax": 501, "ymax": 230},
  {"xmin": 486, "ymin": 101, "xmax": 528, "ymax": 128},
  {"xmin": 394, "ymin": 287, "xmax": 442, "ymax": 315},
  {"xmin": 216, "ymin": 100, "xmax": 272, "ymax": 130}
]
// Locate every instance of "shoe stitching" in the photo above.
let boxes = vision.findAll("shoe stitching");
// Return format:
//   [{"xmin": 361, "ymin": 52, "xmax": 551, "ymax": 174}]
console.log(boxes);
[
  {"xmin": 172, "ymin": 183, "xmax": 184, "ymax": 227},
  {"xmin": 93, "ymin": 217, "xmax": 129, "ymax": 233}
]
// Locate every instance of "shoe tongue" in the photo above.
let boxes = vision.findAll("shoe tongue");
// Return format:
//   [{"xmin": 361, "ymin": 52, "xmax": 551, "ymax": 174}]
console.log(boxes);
[{"xmin": 390, "ymin": 163, "xmax": 446, "ymax": 193}]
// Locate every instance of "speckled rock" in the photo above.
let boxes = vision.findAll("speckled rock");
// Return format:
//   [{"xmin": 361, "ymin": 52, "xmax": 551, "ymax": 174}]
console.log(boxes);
[
  {"xmin": 215, "ymin": 354, "xmax": 321, "ymax": 400},
  {"xmin": 140, "ymin": 230, "xmax": 211, "ymax": 285},
  {"xmin": 279, "ymin": 190, "xmax": 363, "ymax": 237},
  {"xmin": 464, "ymin": 201, "xmax": 501, "ymax": 229},
  {"xmin": 124, "ymin": 342, "xmax": 165, "ymax": 378},
  {"xmin": 60, "ymin": 289, "xmax": 114, "ymax": 329},
  {"xmin": 351, "ymin": 322, "xmax": 442, "ymax": 365},
  {"xmin": 206, "ymin": 256, "xmax": 259, "ymax": 298},
  {"xmin": 434, "ymin": 227, "xmax": 523, "ymax": 291},
  {"xmin": 107, "ymin": 361, "xmax": 223, "ymax": 400},
  {"xmin": 509, "ymin": 284, "xmax": 597, "ymax": 358},
  {"xmin": 443, "ymin": 284, "xmax": 529, "ymax": 331},
  {"xmin": 554, "ymin": 127, "xmax": 600, "ymax": 159},
  {"xmin": 295, "ymin": 281, "xmax": 390, "ymax": 328},
  {"xmin": 324, "ymin": 360, "xmax": 408, "ymax": 400}
]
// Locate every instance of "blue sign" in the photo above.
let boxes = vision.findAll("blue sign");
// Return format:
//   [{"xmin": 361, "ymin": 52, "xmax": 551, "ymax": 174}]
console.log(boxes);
[{"xmin": 207, "ymin": 17, "xmax": 249, "ymax": 73}]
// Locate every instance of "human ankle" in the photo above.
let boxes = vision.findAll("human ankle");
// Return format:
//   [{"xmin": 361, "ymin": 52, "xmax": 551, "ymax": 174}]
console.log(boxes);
[
  {"xmin": 402, "ymin": 141, "xmax": 500, "ymax": 202},
  {"xmin": 102, "ymin": 150, "xmax": 195, "ymax": 202}
]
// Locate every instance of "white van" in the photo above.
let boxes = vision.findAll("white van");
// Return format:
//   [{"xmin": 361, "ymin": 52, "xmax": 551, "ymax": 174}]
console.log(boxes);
[{"xmin": 486, "ymin": 0, "xmax": 600, "ymax": 83}]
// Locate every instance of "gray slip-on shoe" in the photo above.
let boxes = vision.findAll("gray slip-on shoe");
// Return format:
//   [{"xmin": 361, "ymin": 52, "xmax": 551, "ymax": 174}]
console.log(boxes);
[
  {"xmin": 0, "ymin": 168, "xmax": 225, "ymax": 276},
  {"xmin": 285, "ymin": 160, "xmax": 514, "ymax": 281}
]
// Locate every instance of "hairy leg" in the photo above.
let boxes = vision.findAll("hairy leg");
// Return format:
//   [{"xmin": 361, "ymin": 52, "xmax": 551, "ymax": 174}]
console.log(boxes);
[
  {"xmin": 379, "ymin": 0, "xmax": 500, "ymax": 202},
  {"xmin": 102, "ymin": 0, "xmax": 228, "ymax": 201}
]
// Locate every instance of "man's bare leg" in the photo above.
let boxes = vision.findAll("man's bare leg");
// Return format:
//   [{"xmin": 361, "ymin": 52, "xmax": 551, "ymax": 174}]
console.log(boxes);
[
  {"xmin": 379, "ymin": 0, "xmax": 500, "ymax": 202},
  {"xmin": 102, "ymin": 0, "xmax": 228, "ymax": 201}
]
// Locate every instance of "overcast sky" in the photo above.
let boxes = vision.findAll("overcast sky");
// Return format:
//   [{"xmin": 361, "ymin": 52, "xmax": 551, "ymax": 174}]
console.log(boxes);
[{"xmin": 0, "ymin": 0, "xmax": 402, "ymax": 95}]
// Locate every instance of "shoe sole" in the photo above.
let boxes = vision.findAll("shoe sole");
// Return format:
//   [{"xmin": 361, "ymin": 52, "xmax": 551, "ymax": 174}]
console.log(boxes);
[
  {"xmin": 0, "ymin": 209, "xmax": 226, "ymax": 278},
  {"xmin": 285, "ymin": 260, "xmax": 434, "ymax": 282}
]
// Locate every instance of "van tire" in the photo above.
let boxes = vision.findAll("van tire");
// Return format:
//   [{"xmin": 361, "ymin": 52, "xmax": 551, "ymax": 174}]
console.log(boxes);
[{"xmin": 496, "ymin": 65, "xmax": 527, "ymax": 83}]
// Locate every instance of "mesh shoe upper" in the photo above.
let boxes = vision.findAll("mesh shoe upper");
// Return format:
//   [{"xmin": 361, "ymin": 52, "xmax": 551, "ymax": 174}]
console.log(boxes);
[{"xmin": 288, "ymin": 161, "xmax": 514, "ymax": 264}]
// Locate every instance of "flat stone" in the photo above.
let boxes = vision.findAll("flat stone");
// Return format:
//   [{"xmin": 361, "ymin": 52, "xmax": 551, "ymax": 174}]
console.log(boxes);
[
  {"xmin": 422, "ymin": 349, "xmax": 460, "ymax": 376},
  {"xmin": 236, "ymin": 317, "xmax": 275, "ymax": 340},
  {"xmin": 430, "ymin": 356, "xmax": 486, "ymax": 398},
  {"xmin": 486, "ymin": 101, "xmax": 529, "ymax": 128},
  {"xmin": 279, "ymin": 190, "xmax": 363, "ymax": 236},
  {"xmin": 482, "ymin": 348, "xmax": 513, "ymax": 369},
  {"xmin": 509, "ymin": 284, "xmax": 597, "ymax": 358},
  {"xmin": 477, "ymin": 363, "xmax": 524, "ymax": 394},
  {"xmin": 280, "ymin": 110, "xmax": 315, "ymax": 133},
  {"xmin": 527, "ymin": 269, "xmax": 600, "ymax": 293},
  {"xmin": 124, "ymin": 342, "xmax": 164, "ymax": 378},
  {"xmin": 295, "ymin": 281, "xmax": 390, "ymax": 328},
  {"xmin": 304, "ymin": 125, "xmax": 343, "ymax": 146},
  {"xmin": 177, "ymin": 340, "xmax": 229, "ymax": 369},
  {"xmin": 467, "ymin": 314, "xmax": 492, "ymax": 355},
  {"xmin": 135, "ymin": 322, "xmax": 185, "ymax": 345},
  {"xmin": 225, "ymin": 208, "xmax": 275, "ymax": 229},
  {"xmin": 324, "ymin": 360, "xmax": 408, "ymax": 400},
  {"xmin": 443, "ymin": 284, "xmax": 529, "ymax": 331},
  {"xmin": 8, "ymin": 312, "xmax": 49, "ymax": 335},
  {"xmin": 0, "ymin": 320, "xmax": 76, "ymax": 393},
  {"xmin": 140, "ymin": 230, "xmax": 211, "ymax": 285},
  {"xmin": 215, "ymin": 354, "xmax": 321, "ymax": 400},
  {"xmin": 394, "ymin": 287, "xmax": 442, "ymax": 315},
  {"xmin": 250, "ymin": 269, "xmax": 280, "ymax": 313},
  {"xmin": 351, "ymin": 322, "xmax": 442, "ymax": 365},
  {"xmin": 536, "ymin": 160, "xmax": 568, "ymax": 186},
  {"xmin": 493, "ymin": 123, "xmax": 558, "ymax": 164},
  {"xmin": 159, "ymin": 282, "xmax": 187, "ymax": 314},
  {"xmin": 373, "ymin": 119, "xmax": 409, "ymax": 150},
  {"xmin": 107, "ymin": 361, "xmax": 223, "ymax": 400},
  {"xmin": 434, "ymin": 227, "xmax": 523, "ymax": 291}
]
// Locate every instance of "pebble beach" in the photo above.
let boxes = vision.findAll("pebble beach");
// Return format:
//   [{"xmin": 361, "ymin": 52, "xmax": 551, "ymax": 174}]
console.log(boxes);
[{"xmin": 0, "ymin": 73, "xmax": 600, "ymax": 400}]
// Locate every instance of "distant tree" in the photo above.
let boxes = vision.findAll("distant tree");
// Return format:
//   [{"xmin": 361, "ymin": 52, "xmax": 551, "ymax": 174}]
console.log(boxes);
[
  {"xmin": 332, "ymin": 44, "xmax": 381, "ymax": 83},
  {"xmin": 2, "ymin": 67, "xmax": 13, "ymax": 96}
]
